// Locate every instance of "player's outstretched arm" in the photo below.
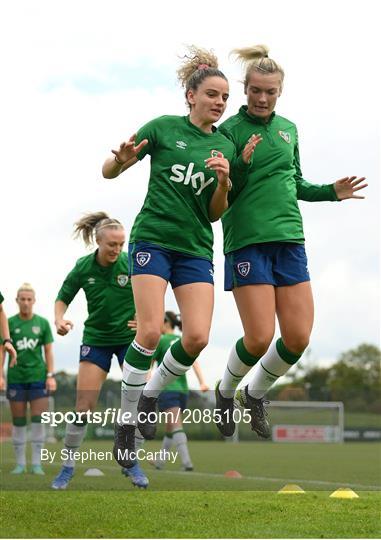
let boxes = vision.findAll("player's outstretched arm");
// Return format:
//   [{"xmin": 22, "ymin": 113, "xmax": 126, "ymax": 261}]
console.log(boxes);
[
  {"xmin": 102, "ymin": 133, "xmax": 148, "ymax": 179},
  {"xmin": 54, "ymin": 300, "xmax": 74, "ymax": 336},
  {"xmin": 333, "ymin": 176, "xmax": 368, "ymax": 200}
]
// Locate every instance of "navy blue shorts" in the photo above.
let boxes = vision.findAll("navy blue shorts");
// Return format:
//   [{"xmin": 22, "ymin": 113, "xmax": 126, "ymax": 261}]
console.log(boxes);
[
  {"xmin": 128, "ymin": 241, "xmax": 214, "ymax": 288},
  {"xmin": 7, "ymin": 381, "xmax": 48, "ymax": 402},
  {"xmin": 79, "ymin": 343, "xmax": 129, "ymax": 373},
  {"xmin": 225, "ymin": 242, "xmax": 310, "ymax": 290},
  {"xmin": 158, "ymin": 391, "xmax": 188, "ymax": 412}
]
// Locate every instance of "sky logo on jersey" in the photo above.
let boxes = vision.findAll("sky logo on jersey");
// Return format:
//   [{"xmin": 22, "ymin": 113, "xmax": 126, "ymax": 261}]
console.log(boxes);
[
  {"xmin": 176, "ymin": 140, "xmax": 187, "ymax": 149},
  {"xmin": 81, "ymin": 345, "xmax": 91, "ymax": 357},
  {"xmin": 170, "ymin": 162, "xmax": 215, "ymax": 196},
  {"xmin": 237, "ymin": 262, "xmax": 251, "ymax": 277},
  {"xmin": 279, "ymin": 131, "xmax": 291, "ymax": 143},
  {"xmin": 117, "ymin": 274, "xmax": 129, "ymax": 287},
  {"xmin": 16, "ymin": 337, "xmax": 39, "ymax": 351},
  {"xmin": 136, "ymin": 252, "xmax": 151, "ymax": 267}
]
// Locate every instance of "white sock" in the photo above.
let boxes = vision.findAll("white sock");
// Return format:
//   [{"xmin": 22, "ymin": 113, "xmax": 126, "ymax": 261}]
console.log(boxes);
[
  {"xmin": 31, "ymin": 422, "xmax": 46, "ymax": 466},
  {"xmin": 63, "ymin": 422, "xmax": 87, "ymax": 467},
  {"xmin": 161, "ymin": 434, "xmax": 173, "ymax": 452},
  {"xmin": 121, "ymin": 362, "xmax": 149, "ymax": 425},
  {"xmin": 248, "ymin": 341, "xmax": 293, "ymax": 399},
  {"xmin": 135, "ymin": 428, "xmax": 145, "ymax": 450},
  {"xmin": 12, "ymin": 425, "xmax": 27, "ymax": 466},
  {"xmin": 144, "ymin": 348, "xmax": 191, "ymax": 398},
  {"xmin": 219, "ymin": 344, "xmax": 253, "ymax": 398},
  {"xmin": 172, "ymin": 430, "xmax": 192, "ymax": 467}
]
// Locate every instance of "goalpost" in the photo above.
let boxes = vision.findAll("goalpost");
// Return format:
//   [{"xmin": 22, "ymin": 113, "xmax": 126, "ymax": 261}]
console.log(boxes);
[{"xmin": 235, "ymin": 400, "xmax": 345, "ymax": 443}]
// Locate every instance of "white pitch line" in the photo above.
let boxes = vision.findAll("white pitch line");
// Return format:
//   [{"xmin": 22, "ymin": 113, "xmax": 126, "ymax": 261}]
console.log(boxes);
[{"xmin": 156, "ymin": 469, "xmax": 381, "ymax": 490}]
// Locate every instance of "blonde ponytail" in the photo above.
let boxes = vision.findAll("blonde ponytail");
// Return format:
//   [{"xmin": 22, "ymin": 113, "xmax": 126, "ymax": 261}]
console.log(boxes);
[
  {"xmin": 231, "ymin": 45, "xmax": 284, "ymax": 90},
  {"xmin": 74, "ymin": 212, "xmax": 123, "ymax": 247}
]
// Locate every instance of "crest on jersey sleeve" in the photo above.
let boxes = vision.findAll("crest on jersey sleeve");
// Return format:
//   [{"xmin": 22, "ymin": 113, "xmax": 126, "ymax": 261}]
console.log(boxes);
[
  {"xmin": 32, "ymin": 326, "xmax": 41, "ymax": 335},
  {"xmin": 81, "ymin": 345, "xmax": 91, "ymax": 357},
  {"xmin": 117, "ymin": 274, "xmax": 129, "ymax": 287},
  {"xmin": 237, "ymin": 262, "xmax": 251, "ymax": 277},
  {"xmin": 279, "ymin": 131, "xmax": 291, "ymax": 143},
  {"xmin": 136, "ymin": 252, "xmax": 151, "ymax": 267}
]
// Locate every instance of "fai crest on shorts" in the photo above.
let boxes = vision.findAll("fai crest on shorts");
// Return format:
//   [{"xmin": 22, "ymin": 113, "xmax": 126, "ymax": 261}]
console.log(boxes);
[
  {"xmin": 279, "ymin": 131, "xmax": 291, "ymax": 143},
  {"xmin": 237, "ymin": 262, "xmax": 251, "ymax": 277},
  {"xmin": 81, "ymin": 345, "xmax": 91, "ymax": 357},
  {"xmin": 117, "ymin": 274, "xmax": 129, "ymax": 287},
  {"xmin": 9, "ymin": 389, "xmax": 17, "ymax": 398},
  {"xmin": 136, "ymin": 252, "xmax": 151, "ymax": 267},
  {"xmin": 32, "ymin": 326, "xmax": 41, "ymax": 335}
]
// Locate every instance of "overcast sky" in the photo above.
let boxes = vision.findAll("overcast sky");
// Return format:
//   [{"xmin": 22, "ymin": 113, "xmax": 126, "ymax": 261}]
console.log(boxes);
[{"xmin": 0, "ymin": 0, "xmax": 379, "ymax": 388}]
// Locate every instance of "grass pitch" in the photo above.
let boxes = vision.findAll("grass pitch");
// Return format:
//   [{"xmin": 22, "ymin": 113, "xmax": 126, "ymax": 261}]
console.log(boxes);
[{"xmin": 1, "ymin": 440, "xmax": 380, "ymax": 538}]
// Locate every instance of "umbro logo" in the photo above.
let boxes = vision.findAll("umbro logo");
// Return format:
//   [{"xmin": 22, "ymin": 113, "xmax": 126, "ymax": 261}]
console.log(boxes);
[
  {"xmin": 176, "ymin": 140, "xmax": 187, "ymax": 149},
  {"xmin": 88, "ymin": 278, "xmax": 95, "ymax": 285}
]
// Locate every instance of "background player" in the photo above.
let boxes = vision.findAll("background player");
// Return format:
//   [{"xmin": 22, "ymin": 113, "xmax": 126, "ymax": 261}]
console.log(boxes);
[
  {"xmin": 215, "ymin": 45, "xmax": 367, "ymax": 438},
  {"xmin": 51, "ymin": 212, "xmax": 148, "ymax": 489},
  {"xmin": 0, "ymin": 291, "xmax": 17, "ymax": 364},
  {"xmin": 0, "ymin": 283, "xmax": 55, "ymax": 475},
  {"xmin": 151, "ymin": 311, "xmax": 209, "ymax": 471}
]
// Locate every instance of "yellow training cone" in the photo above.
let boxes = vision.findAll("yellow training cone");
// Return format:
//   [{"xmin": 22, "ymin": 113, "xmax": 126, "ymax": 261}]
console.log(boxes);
[
  {"xmin": 329, "ymin": 488, "xmax": 359, "ymax": 499},
  {"xmin": 278, "ymin": 484, "xmax": 305, "ymax": 494}
]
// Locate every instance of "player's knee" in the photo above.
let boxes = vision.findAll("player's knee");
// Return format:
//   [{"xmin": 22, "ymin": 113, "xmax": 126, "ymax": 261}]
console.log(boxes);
[
  {"xmin": 282, "ymin": 334, "xmax": 310, "ymax": 355},
  {"xmin": 183, "ymin": 334, "xmax": 209, "ymax": 355},
  {"xmin": 138, "ymin": 327, "xmax": 162, "ymax": 349},
  {"xmin": 244, "ymin": 335, "xmax": 273, "ymax": 357}
]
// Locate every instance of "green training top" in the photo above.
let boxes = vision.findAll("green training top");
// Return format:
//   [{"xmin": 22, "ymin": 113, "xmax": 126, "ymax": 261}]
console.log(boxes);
[
  {"xmin": 219, "ymin": 106, "xmax": 338, "ymax": 254},
  {"xmin": 56, "ymin": 251, "xmax": 135, "ymax": 346},
  {"xmin": 130, "ymin": 115, "xmax": 243, "ymax": 261},
  {"xmin": 0, "ymin": 291, "xmax": 4, "ymax": 304},
  {"xmin": 7, "ymin": 314, "xmax": 53, "ymax": 384},
  {"xmin": 154, "ymin": 333, "xmax": 188, "ymax": 395}
]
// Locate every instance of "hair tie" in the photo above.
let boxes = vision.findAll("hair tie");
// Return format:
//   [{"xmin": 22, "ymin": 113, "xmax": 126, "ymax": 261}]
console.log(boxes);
[{"xmin": 198, "ymin": 63, "xmax": 210, "ymax": 70}]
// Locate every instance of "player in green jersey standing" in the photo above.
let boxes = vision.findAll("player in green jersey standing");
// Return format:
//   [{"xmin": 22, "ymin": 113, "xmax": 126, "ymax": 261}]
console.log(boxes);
[
  {"xmin": 102, "ymin": 46, "xmax": 258, "ymax": 468},
  {"xmin": 151, "ymin": 311, "xmax": 209, "ymax": 471},
  {"xmin": 215, "ymin": 45, "xmax": 368, "ymax": 438},
  {"xmin": 0, "ymin": 291, "xmax": 17, "ymax": 364},
  {"xmin": 1, "ymin": 283, "xmax": 55, "ymax": 475},
  {"xmin": 51, "ymin": 212, "xmax": 148, "ymax": 489}
]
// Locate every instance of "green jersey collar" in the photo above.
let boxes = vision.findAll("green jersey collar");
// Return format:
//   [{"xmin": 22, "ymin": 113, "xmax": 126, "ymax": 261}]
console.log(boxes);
[
  {"xmin": 185, "ymin": 115, "xmax": 217, "ymax": 136},
  {"xmin": 239, "ymin": 105, "xmax": 276, "ymax": 125}
]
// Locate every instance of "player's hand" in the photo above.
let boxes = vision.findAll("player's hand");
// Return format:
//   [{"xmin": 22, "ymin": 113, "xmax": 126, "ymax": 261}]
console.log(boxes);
[
  {"xmin": 112, "ymin": 134, "xmax": 148, "ymax": 165},
  {"xmin": 46, "ymin": 377, "xmax": 57, "ymax": 393},
  {"xmin": 55, "ymin": 319, "xmax": 74, "ymax": 336},
  {"xmin": 4, "ymin": 342, "xmax": 17, "ymax": 366},
  {"xmin": 199, "ymin": 383, "xmax": 209, "ymax": 392},
  {"xmin": 334, "ymin": 176, "xmax": 367, "ymax": 200},
  {"xmin": 242, "ymin": 134, "xmax": 262, "ymax": 164},
  {"xmin": 127, "ymin": 319, "xmax": 137, "ymax": 332},
  {"xmin": 0, "ymin": 373, "xmax": 6, "ymax": 391},
  {"xmin": 205, "ymin": 151, "xmax": 230, "ymax": 190}
]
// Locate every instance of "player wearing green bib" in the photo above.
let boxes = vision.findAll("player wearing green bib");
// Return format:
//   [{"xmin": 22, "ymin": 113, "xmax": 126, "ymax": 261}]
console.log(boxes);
[
  {"xmin": 215, "ymin": 45, "xmax": 367, "ymax": 438},
  {"xmin": 1, "ymin": 283, "xmax": 55, "ymax": 475},
  {"xmin": 51, "ymin": 213, "xmax": 148, "ymax": 490},
  {"xmin": 0, "ymin": 291, "xmax": 17, "ymax": 365},
  {"xmin": 152, "ymin": 311, "xmax": 208, "ymax": 471},
  {"xmin": 102, "ymin": 46, "xmax": 256, "ymax": 469}
]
